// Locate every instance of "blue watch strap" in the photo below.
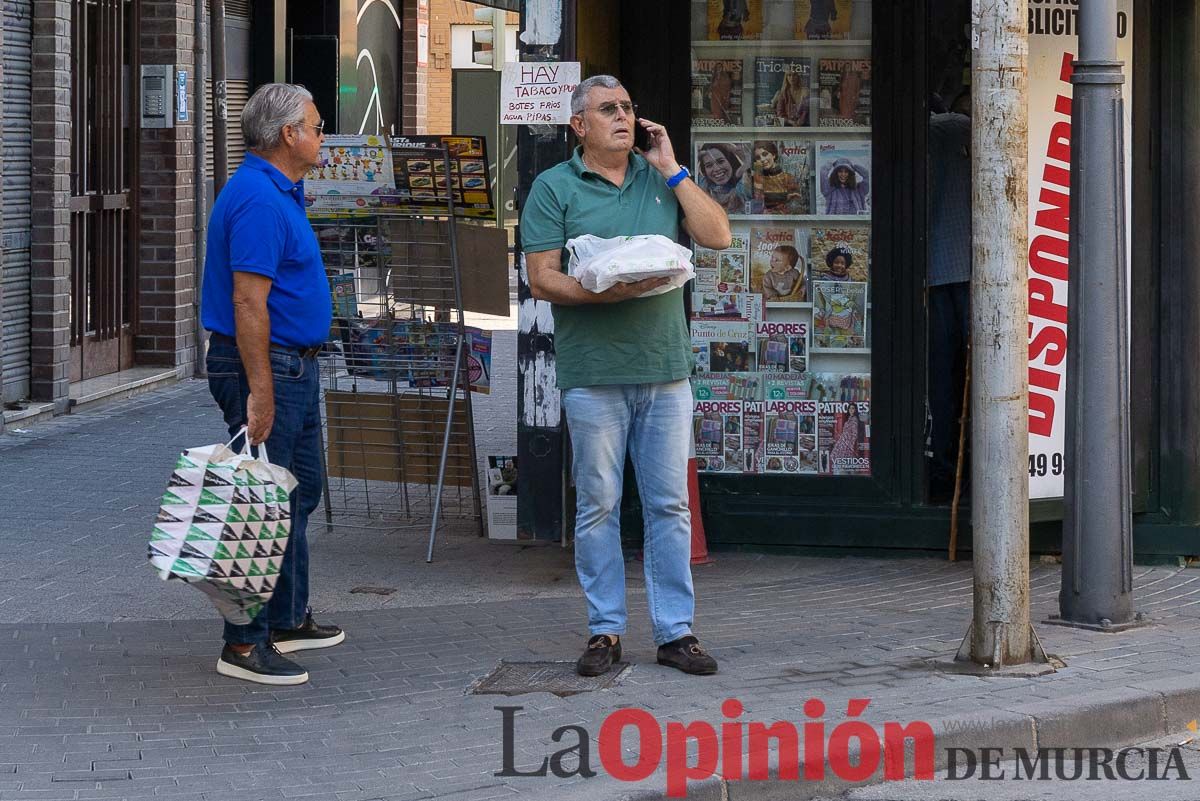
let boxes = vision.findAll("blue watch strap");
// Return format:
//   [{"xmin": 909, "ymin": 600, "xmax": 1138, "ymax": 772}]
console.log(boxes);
[{"xmin": 666, "ymin": 166, "xmax": 690, "ymax": 189}]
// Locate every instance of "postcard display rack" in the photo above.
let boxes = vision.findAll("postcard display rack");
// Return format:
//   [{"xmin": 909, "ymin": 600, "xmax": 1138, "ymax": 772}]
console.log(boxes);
[
  {"xmin": 309, "ymin": 136, "xmax": 495, "ymax": 561},
  {"xmin": 690, "ymin": 0, "xmax": 873, "ymax": 478}
]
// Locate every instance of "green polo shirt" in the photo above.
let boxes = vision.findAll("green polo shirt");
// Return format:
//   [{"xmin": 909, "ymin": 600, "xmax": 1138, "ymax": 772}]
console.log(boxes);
[{"xmin": 520, "ymin": 147, "xmax": 692, "ymax": 390}]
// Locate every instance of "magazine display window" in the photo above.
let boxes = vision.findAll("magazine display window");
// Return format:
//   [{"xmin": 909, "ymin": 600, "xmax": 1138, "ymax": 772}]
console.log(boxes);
[{"xmin": 689, "ymin": 0, "xmax": 872, "ymax": 478}]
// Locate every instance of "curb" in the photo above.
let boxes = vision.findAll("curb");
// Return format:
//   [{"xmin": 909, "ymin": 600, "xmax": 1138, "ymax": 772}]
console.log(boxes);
[{"xmin": 596, "ymin": 679, "xmax": 1200, "ymax": 800}]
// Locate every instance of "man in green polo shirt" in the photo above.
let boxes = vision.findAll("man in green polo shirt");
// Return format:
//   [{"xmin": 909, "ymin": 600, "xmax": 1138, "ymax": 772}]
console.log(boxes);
[{"xmin": 521, "ymin": 75, "xmax": 732, "ymax": 677}]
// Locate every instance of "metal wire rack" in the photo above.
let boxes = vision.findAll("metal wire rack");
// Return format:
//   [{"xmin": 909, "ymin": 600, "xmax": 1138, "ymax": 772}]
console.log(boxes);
[{"xmin": 310, "ymin": 148, "xmax": 485, "ymax": 561}]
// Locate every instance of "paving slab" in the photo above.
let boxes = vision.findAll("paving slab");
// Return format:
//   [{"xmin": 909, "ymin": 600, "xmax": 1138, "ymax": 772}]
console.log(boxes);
[{"xmin": 4, "ymin": 344, "xmax": 1200, "ymax": 799}]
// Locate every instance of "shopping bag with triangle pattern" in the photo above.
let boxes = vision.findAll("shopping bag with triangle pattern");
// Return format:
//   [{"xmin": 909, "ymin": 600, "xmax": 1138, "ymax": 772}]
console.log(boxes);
[{"xmin": 147, "ymin": 427, "xmax": 299, "ymax": 625}]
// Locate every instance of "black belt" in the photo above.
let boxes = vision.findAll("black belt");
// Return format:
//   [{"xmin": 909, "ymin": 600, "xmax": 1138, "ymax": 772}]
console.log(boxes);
[{"xmin": 210, "ymin": 332, "xmax": 323, "ymax": 359}]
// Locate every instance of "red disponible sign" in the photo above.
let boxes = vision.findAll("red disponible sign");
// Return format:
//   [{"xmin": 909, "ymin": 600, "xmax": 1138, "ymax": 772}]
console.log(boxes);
[
  {"xmin": 1025, "ymin": 0, "xmax": 1132, "ymax": 499},
  {"xmin": 1027, "ymin": 52, "xmax": 1072, "ymax": 441}
]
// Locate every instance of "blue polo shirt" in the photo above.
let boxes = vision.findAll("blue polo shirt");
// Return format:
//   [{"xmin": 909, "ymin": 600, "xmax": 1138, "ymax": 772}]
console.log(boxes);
[{"xmin": 201, "ymin": 153, "xmax": 332, "ymax": 348}]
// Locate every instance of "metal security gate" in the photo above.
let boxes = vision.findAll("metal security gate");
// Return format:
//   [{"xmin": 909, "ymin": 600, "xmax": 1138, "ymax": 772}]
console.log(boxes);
[
  {"xmin": 68, "ymin": 0, "xmax": 137, "ymax": 382},
  {"xmin": 2, "ymin": 0, "xmax": 33, "ymax": 402}
]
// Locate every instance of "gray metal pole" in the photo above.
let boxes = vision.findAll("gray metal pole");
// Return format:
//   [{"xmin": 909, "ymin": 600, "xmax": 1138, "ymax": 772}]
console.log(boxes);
[
  {"xmin": 959, "ymin": 0, "xmax": 1039, "ymax": 668},
  {"xmin": 193, "ymin": 0, "xmax": 208, "ymax": 379},
  {"xmin": 211, "ymin": 0, "xmax": 230, "ymax": 195},
  {"xmin": 1058, "ymin": 1, "xmax": 1137, "ymax": 628}
]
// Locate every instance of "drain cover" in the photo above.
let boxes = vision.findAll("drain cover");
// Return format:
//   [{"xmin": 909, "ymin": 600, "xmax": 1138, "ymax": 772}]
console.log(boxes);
[{"xmin": 470, "ymin": 661, "xmax": 629, "ymax": 697}]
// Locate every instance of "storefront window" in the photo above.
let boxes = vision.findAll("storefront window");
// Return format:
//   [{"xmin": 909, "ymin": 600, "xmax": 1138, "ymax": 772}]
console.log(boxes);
[{"xmin": 689, "ymin": 0, "xmax": 872, "ymax": 477}]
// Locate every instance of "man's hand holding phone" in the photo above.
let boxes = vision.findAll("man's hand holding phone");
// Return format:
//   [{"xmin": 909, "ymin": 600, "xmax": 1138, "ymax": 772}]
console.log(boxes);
[{"xmin": 635, "ymin": 118, "xmax": 682, "ymax": 179}]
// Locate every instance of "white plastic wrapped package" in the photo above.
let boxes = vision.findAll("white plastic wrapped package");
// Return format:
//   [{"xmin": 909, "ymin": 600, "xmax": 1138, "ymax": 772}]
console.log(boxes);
[{"xmin": 566, "ymin": 234, "xmax": 696, "ymax": 297}]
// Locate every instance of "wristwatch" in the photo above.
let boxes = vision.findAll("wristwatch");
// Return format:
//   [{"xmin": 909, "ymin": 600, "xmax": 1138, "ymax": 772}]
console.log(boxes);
[{"xmin": 666, "ymin": 166, "xmax": 690, "ymax": 189}]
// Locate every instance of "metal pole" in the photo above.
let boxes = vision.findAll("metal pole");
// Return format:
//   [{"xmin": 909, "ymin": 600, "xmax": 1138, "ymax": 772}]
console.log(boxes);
[
  {"xmin": 193, "ymin": 0, "xmax": 208, "ymax": 378},
  {"xmin": 1058, "ymin": 1, "xmax": 1137, "ymax": 628},
  {"xmin": 427, "ymin": 146, "xmax": 465, "ymax": 563},
  {"xmin": 211, "ymin": 0, "xmax": 229, "ymax": 194},
  {"xmin": 959, "ymin": 0, "xmax": 1037, "ymax": 667}
]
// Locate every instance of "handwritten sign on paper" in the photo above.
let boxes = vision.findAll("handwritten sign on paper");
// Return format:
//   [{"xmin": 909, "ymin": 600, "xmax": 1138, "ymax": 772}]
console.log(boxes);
[{"xmin": 500, "ymin": 61, "xmax": 580, "ymax": 124}]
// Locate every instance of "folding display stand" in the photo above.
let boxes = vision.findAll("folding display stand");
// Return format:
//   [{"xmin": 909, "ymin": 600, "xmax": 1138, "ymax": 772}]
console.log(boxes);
[{"xmin": 312, "ymin": 146, "xmax": 484, "ymax": 562}]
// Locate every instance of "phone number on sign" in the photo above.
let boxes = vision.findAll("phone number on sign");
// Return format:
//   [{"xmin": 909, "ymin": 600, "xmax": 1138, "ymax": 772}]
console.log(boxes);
[{"xmin": 1028, "ymin": 452, "xmax": 1064, "ymax": 478}]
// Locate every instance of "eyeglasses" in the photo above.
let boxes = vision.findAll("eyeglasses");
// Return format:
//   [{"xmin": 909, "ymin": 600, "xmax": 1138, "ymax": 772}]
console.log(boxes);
[
  {"xmin": 587, "ymin": 101, "xmax": 637, "ymax": 119},
  {"xmin": 294, "ymin": 120, "xmax": 326, "ymax": 135}
]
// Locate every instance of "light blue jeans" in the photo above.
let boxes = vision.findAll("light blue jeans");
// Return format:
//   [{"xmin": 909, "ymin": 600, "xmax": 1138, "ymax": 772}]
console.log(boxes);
[{"xmin": 561, "ymin": 379, "xmax": 695, "ymax": 646}]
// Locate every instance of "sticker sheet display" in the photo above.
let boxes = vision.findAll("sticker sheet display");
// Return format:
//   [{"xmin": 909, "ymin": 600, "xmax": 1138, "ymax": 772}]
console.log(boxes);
[
  {"xmin": 390, "ymin": 135, "xmax": 495, "ymax": 219},
  {"xmin": 305, "ymin": 135, "xmax": 396, "ymax": 215}
]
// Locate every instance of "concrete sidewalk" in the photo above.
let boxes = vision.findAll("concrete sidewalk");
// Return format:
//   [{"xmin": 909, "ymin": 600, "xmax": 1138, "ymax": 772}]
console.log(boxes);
[{"xmin": 3, "ymin": 376, "xmax": 1200, "ymax": 800}]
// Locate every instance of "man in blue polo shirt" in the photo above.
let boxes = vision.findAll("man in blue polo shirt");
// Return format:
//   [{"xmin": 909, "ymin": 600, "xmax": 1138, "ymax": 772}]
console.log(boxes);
[
  {"xmin": 200, "ymin": 83, "xmax": 343, "ymax": 685},
  {"xmin": 521, "ymin": 75, "xmax": 733, "ymax": 677}
]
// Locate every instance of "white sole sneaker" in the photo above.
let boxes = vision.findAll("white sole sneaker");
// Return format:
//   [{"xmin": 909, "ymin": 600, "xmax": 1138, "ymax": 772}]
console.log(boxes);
[
  {"xmin": 216, "ymin": 657, "xmax": 309, "ymax": 686},
  {"xmin": 272, "ymin": 630, "xmax": 346, "ymax": 654}
]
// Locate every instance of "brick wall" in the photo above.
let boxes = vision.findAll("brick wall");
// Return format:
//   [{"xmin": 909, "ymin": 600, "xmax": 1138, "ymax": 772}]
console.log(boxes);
[
  {"xmin": 426, "ymin": 0, "xmax": 518, "ymax": 135},
  {"xmin": 136, "ymin": 0, "xmax": 197, "ymax": 370},
  {"xmin": 29, "ymin": 0, "xmax": 71, "ymax": 406}
]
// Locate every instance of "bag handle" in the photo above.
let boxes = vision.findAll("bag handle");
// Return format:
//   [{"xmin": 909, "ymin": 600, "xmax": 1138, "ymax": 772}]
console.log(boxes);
[{"xmin": 225, "ymin": 426, "xmax": 273, "ymax": 466}]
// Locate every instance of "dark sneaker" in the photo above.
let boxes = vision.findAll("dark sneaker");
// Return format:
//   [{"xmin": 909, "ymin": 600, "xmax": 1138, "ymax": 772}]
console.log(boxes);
[
  {"xmin": 216, "ymin": 643, "xmax": 309, "ymax": 686},
  {"xmin": 657, "ymin": 635, "xmax": 718, "ymax": 675},
  {"xmin": 270, "ymin": 610, "xmax": 345, "ymax": 654},
  {"xmin": 576, "ymin": 634, "xmax": 622, "ymax": 677}
]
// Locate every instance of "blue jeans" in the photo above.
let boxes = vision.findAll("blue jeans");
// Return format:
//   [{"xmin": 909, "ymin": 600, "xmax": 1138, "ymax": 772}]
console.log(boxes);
[
  {"xmin": 561, "ymin": 379, "xmax": 695, "ymax": 646},
  {"xmin": 206, "ymin": 339, "xmax": 324, "ymax": 645}
]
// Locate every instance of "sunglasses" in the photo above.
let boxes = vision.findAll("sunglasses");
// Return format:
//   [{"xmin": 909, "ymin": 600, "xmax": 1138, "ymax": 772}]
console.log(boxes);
[{"xmin": 588, "ymin": 101, "xmax": 637, "ymax": 119}]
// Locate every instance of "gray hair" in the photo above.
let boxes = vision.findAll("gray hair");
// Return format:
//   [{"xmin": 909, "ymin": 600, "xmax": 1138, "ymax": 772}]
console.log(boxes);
[
  {"xmin": 571, "ymin": 75, "xmax": 624, "ymax": 116},
  {"xmin": 242, "ymin": 83, "xmax": 314, "ymax": 151}
]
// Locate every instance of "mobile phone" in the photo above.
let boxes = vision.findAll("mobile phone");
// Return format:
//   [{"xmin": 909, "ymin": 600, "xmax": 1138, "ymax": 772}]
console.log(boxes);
[{"xmin": 634, "ymin": 119, "xmax": 652, "ymax": 152}]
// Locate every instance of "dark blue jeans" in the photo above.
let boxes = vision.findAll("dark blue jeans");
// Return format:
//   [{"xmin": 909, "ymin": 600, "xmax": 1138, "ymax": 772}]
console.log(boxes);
[
  {"xmin": 929, "ymin": 282, "xmax": 970, "ymax": 485},
  {"xmin": 206, "ymin": 339, "xmax": 324, "ymax": 645}
]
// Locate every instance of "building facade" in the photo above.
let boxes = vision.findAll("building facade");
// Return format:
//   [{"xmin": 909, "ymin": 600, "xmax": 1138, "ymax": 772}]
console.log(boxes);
[
  {"xmin": 0, "ymin": 0, "xmax": 512, "ymax": 431},
  {"xmin": 512, "ymin": 0, "xmax": 1200, "ymax": 560},
  {"xmin": 0, "ymin": 0, "xmax": 256, "ymax": 427}
]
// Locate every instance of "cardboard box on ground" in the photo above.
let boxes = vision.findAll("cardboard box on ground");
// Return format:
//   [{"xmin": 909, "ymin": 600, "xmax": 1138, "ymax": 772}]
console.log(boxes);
[{"xmin": 324, "ymin": 391, "xmax": 474, "ymax": 487}]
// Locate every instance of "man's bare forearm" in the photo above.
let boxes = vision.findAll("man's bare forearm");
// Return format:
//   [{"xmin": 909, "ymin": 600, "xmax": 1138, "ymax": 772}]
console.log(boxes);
[
  {"xmin": 233, "ymin": 299, "xmax": 274, "ymax": 401},
  {"xmin": 526, "ymin": 253, "xmax": 669, "ymax": 306},
  {"xmin": 528, "ymin": 265, "xmax": 608, "ymax": 305},
  {"xmin": 675, "ymin": 178, "xmax": 732, "ymax": 250}
]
